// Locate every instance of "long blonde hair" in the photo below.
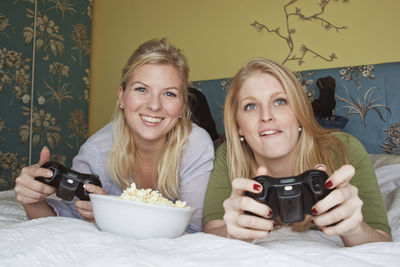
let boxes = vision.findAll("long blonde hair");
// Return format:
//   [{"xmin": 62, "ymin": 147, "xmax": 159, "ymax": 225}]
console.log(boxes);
[
  {"xmin": 107, "ymin": 38, "xmax": 192, "ymax": 199},
  {"xmin": 224, "ymin": 58, "xmax": 348, "ymax": 230}
]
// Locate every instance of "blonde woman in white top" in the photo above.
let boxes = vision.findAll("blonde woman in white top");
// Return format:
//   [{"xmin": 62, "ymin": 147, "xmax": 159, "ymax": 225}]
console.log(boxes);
[{"xmin": 15, "ymin": 38, "xmax": 214, "ymax": 233}]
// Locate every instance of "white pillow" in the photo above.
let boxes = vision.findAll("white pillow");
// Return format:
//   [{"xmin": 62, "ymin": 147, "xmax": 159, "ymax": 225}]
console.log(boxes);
[{"xmin": 369, "ymin": 154, "xmax": 400, "ymax": 169}]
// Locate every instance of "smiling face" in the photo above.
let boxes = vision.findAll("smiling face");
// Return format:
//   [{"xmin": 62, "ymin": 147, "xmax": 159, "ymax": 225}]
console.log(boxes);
[
  {"xmin": 118, "ymin": 64, "xmax": 186, "ymax": 146},
  {"xmin": 236, "ymin": 71, "xmax": 300, "ymax": 166}
]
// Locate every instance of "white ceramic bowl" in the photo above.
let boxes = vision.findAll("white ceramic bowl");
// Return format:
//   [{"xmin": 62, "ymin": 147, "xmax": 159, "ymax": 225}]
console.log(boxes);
[{"xmin": 89, "ymin": 194, "xmax": 195, "ymax": 239}]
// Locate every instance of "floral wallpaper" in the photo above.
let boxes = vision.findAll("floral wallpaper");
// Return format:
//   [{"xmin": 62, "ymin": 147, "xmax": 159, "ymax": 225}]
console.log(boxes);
[
  {"xmin": 191, "ymin": 61, "xmax": 400, "ymax": 156},
  {"xmin": 0, "ymin": 0, "xmax": 91, "ymax": 191}
]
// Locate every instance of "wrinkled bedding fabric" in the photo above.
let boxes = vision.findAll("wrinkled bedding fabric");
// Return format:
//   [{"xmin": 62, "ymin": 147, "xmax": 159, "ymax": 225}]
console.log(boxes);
[{"xmin": 1, "ymin": 164, "xmax": 399, "ymax": 267}]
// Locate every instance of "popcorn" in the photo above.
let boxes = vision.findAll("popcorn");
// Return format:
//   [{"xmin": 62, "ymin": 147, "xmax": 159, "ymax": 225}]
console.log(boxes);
[{"xmin": 120, "ymin": 183, "xmax": 188, "ymax": 208}]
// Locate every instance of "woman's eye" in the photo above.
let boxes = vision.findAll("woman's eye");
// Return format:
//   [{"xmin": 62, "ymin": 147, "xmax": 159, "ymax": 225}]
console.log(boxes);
[
  {"xmin": 274, "ymin": 98, "xmax": 286, "ymax": 106},
  {"xmin": 134, "ymin": 87, "xmax": 147, "ymax": 93},
  {"xmin": 244, "ymin": 103, "xmax": 257, "ymax": 111},
  {"xmin": 165, "ymin": 91, "xmax": 177, "ymax": 97}
]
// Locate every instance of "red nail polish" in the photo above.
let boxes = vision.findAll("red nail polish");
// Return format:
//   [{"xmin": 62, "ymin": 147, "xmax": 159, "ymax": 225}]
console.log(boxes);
[
  {"xmin": 268, "ymin": 210, "xmax": 274, "ymax": 217},
  {"xmin": 311, "ymin": 219, "xmax": 315, "ymax": 224},
  {"xmin": 253, "ymin": 184, "xmax": 261, "ymax": 191},
  {"xmin": 325, "ymin": 180, "xmax": 333, "ymax": 189},
  {"xmin": 311, "ymin": 208, "xmax": 318, "ymax": 215}
]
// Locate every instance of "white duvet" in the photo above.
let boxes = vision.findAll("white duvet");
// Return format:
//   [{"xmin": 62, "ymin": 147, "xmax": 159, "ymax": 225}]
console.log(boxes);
[{"xmin": 1, "ymin": 164, "xmax": 400, "ymax": 267}]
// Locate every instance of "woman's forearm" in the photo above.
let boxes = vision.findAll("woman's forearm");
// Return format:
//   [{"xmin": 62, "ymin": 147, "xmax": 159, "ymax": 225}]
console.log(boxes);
[
  {"xmin": 205, "ymin": 219, "xmax": 392, "ymax": 247},
  {"xmin": 23, "ymin": 200, "xmax": 56, "ymax": 219},
  {"xmin": 340, "ymin": 221, "xmax": 392, "ymax": 247},
  {"xmin": 203, "ymin": 220, "xmax": 228, "ymax": 237}
]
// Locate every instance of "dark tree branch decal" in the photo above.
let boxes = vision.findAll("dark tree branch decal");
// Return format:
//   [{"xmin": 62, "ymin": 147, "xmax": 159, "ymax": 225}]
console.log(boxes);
[{"xmin": 251, "ymin": 0, "xmax": 348, "ymax": 65}]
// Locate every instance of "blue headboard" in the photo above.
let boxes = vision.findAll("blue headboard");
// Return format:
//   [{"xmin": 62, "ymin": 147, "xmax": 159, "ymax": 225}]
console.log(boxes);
[{"xmin": 190, "ymin": 61, "xmax": 400, "ymax": 155}]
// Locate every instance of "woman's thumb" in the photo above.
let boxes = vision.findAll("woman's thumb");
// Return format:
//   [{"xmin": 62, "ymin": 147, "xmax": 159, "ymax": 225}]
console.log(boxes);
[
  {"xmin": 314, "ymin": 163, "xmax": 328, "ymax": 172},
  {"xmin": 38, "ymin": 146, "xmax": 51, "ymax": 166},
  {"xmin": 255, "ymin": 166, "xmax": 268, "ymax": 177}
]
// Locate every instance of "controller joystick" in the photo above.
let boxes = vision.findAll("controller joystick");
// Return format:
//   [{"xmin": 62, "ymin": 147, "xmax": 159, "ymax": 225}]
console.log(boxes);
[
  {"xmin": 245, "ymin": 169, "xmax": 332, "ymax": 223},
  {"xmin": 35, "ymin": 161, "xmax": 102, "ymax": 201}
]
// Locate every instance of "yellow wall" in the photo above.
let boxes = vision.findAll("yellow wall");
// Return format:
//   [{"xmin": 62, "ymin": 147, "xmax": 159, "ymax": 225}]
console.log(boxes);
[{"xmin": 89, "ymin": 0, "xmax": 400, "ymax": 135}]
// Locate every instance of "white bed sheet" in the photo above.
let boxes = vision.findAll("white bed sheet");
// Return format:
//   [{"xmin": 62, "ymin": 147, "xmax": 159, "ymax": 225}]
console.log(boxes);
[{"xmin": 1, "ymin": 164, "xmax": 400, "ymax": 267}]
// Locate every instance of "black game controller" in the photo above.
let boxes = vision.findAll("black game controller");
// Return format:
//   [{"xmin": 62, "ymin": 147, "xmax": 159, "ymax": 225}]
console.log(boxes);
[
  {"xmin": 245, "ymin": 169, "xmax": 332, "ymax": 223},
  {"xmin": 35, "ymin": 161, "xmax": 102, "ymax": 201}
]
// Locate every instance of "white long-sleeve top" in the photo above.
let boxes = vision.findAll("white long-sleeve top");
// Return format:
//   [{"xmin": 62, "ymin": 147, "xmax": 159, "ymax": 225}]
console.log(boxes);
[{"xmin": 46, "ymin": 122, "xmax": 214, "ymax": 233}]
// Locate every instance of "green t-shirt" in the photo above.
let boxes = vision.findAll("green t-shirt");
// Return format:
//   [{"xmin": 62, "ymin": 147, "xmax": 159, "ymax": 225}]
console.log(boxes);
[{"xmin": 203, "ymin": 132, "xmax": 391, "ymax": 235}]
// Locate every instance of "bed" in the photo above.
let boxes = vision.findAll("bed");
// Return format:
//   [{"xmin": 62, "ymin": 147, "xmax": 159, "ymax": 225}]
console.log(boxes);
[{"xmin": 1, "ymin": 156, "xmax": 399, "ymax": 266}]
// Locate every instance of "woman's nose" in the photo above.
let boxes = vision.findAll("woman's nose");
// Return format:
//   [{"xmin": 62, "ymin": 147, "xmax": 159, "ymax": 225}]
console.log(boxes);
[
  {"xmin": 261, "ymin": 106, "xmax": 273, "ymax": 122},
  {"xmin": 146, "ymin": 94, "xmax": 161, "ymax": 111}
]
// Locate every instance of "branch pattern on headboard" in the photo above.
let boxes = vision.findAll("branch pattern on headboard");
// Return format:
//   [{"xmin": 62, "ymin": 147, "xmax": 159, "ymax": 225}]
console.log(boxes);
[{"xmin": 190, "ymin": 61, "xmax": 400, "ymax": 155}]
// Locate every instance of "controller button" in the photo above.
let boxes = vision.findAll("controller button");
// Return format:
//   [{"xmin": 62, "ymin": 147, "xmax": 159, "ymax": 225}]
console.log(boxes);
[
  {"xmin": 67, "ymin": 179, "xmax": 74, "ymax": 184},
  {"xmin": 312, "ymin": 177, "xmax": 321, "ymax": 191},
  {"xmin": 284, "ymin": 185, "xmax": 293, "ymax": 191},
  {"xmin": 314, "ymin": 183, "xmax": 321, "ymax": 191}
]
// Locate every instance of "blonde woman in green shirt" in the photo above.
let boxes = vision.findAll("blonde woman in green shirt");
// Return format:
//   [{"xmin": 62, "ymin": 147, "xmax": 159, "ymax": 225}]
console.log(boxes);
[{"xmin": 202, "ymin": 58, "xmax": 392, "ymax": 247}]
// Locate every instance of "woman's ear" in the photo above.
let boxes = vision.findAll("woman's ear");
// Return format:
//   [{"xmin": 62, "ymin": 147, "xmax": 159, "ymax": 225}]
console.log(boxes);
[
  {"xmin": 238, "ymin": 127, "xmax": 243, "ymax": 136},
  {"xmin": 180, "ymin": 95, "xmax": 188, "ymax": 115},
  {"xmin": 118, "ymin": 86, "xmax": 124, "ymax": 106}
]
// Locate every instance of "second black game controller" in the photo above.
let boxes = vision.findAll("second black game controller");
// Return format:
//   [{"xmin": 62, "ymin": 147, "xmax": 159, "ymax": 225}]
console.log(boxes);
[
  {"xmin": 35, "ymin": 161, "xmax": 102, "ymax": 201},
  {"xmin": 245, "ymin": 169, "xmax": 332, "ymax": 223}
]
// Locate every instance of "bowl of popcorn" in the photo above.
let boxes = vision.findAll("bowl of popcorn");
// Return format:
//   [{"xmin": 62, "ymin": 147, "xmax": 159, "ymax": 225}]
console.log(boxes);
[{"xmin": 90, "ymin": 183, "xmax": 195, "ymax": 239}]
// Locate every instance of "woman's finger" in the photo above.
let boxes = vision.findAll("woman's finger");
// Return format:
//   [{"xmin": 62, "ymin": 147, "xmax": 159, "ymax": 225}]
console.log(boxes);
[
  {"xmin": 38, "ymin": 146, "xmax": 51, "ymax": 166},
  {"xmin": 20, "ymin": 164, "xmax": 53, "ymax": 181},
  {"xmin": 320, "ymin": 210, "xmax": 363, "ymax": 236},
  {"xmin": 312, "ymin": 185, "xmax": 358, "ymax": 215},
  {"xmin": 236, "ymin": 213, "xmax": 274, "ymax": 231},
  {"xmin": 75, "ymin": 200, "xmax": 92, "ymax": 212},
  {"xmin": 314, "ymin": 164, "xmax": 328, "ymax": 173},
  {"xmin": 83, "ymin": 184, "xmax": 107, "ymax": 195},
  {"xmin": 15, "ymin": 173, "xmax": 56, "ymax": 199},
  {"xmin": 77, "ymin": 208, "xmax": 95, "ymax": 221},
  {"xmin": 15, "ymin": 194, "xmax": 44, "ymax": 204},
  {"xmin": 226, "ymin": 224, "xmax": 270, "ymax": 240},
  {"xmin": 324, "ymin": 165, "xmax": 355, "ymax": 190},
  {"xmin": 255, "ymin": 166, "xmax": 268, "ymax": 177},
  {"xmin": 14, "ymin": 185, "xmax": 49, "ymax": 201},
  {"xmin": 223, "ymin": 196, "xmax": 272, "ymax": 218},
  {"xmin": 231, "ymin": 178, "xmax": 262, "ymax": 198},
  {"xmin": 75, "ymin": 200, "xmax": 95, "ymax": 222}
]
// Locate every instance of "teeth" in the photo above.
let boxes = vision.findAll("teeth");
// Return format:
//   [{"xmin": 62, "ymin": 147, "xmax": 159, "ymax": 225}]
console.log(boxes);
[
  {"xmin": 261, "ymin": 130, "xmax": 277, "ymax": 136},
  {"xmin": 141, "ymin": 115, "xmax": 162, "ymax": 123}
]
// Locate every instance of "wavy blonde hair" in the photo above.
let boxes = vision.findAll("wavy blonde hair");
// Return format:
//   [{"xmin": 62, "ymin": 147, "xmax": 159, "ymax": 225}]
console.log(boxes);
[
  {"xmin": 224, "ymin": 58, "xmax": 348, "ymax": 230},
  {"xmin": 107, "ymin": 38, "xmax": 192, "ymax": 199}
]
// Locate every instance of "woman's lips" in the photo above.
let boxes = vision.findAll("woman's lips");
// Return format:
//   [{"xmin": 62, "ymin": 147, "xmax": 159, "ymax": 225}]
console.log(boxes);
[
  {"xmin": 141, "ymin": 115, "xmax": 163, "ymax": 123},
  {"xmin": 260, "ymin": 129, "xmax": 281, "ymax": 136}
]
